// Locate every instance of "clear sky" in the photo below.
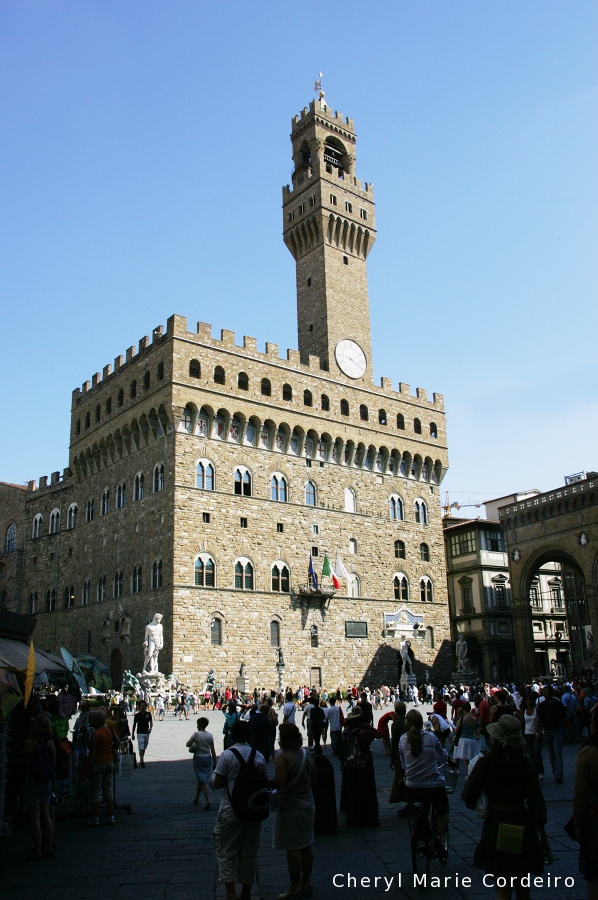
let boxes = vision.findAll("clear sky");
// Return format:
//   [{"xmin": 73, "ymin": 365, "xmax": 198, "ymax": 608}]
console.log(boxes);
[{"xmin": 1, "ymin": 3, "xmax": 597, "ymax": 506}]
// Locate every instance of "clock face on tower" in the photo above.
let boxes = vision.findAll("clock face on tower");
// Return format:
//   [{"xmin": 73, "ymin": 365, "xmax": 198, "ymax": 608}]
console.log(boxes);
[{"xmin": 335, "ymin": 339, "xmax": 367, "ymax": 379}]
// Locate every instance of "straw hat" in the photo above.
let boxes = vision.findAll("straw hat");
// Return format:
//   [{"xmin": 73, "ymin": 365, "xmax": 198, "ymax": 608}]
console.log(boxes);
[{"xmin": 486, "ymin": 714, "xmax": 525, "ymax": 748}]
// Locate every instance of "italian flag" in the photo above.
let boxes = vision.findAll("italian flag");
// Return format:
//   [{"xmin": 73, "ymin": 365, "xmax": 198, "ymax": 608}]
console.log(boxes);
[{"xmin": 322, "ymin": 555, "xmax": 341, "ymax": 589}]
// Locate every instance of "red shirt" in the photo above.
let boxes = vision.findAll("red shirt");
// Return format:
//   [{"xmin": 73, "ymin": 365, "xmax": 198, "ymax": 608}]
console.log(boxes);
[
  {"xmin": 433, "ymin": 700, "xmax": 447, "ymax": 719},
  {"xmin": 478, "ymin": 698, "xmax": 490, "ymax": 725},
  {"xmin": 377, "ymin": 712, "xmax": 395, "ymax": 740},
  {"xmin": 351, "ymin": 686, "xmax": 359, "ymax": 698},
  {"xmin": 451, "ymin": 698, "xmax": 466, "ymax": 718}
]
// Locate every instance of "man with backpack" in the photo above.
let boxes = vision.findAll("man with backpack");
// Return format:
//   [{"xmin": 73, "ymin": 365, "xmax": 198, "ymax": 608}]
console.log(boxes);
[{"xmin": 212, "ymin": 719, "xmax": 269, "ymax": 900}]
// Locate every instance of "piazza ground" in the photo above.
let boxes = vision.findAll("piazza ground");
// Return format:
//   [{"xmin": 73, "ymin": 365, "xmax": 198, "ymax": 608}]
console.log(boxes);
[{"xmin": 0, "ymin": 706, "xmax": 582, "ymax": 900}]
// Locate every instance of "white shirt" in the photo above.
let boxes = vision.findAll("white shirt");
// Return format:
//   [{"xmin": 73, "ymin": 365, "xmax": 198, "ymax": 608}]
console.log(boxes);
[
  {"xmin": 213, "ymin": 743, "xmax": 268, "ymax": 822},
  {"xmin": 324, "ymin": 705, "xmax": 342, "ymax": 731},
  {"xmin": 191, "ymin": 730, "xmax": 214, "ymax": 756},
  {"xmin": 283, "ymin": 702, "xmax": 296, "ymax": 724},
  {"xmin": 523, "ymin": 709, "xmax": 537, "ymax": 735}
]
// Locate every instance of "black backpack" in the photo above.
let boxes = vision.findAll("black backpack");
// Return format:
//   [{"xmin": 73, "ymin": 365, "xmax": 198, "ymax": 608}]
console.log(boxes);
[{"xmin": 226, "ymin": 747, "xmax": 270, "ymax": 822}]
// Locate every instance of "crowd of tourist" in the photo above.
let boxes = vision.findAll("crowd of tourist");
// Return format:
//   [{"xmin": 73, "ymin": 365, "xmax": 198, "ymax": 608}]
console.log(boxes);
[{"xmin": 15, "ymin": 675, "xmax": 598, "ymax": 900}]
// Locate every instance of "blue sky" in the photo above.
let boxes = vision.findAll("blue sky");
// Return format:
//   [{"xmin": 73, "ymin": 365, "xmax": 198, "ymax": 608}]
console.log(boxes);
[{"xmin": 1, "ymin": 3, "xmax": 597, "ymax": 506}]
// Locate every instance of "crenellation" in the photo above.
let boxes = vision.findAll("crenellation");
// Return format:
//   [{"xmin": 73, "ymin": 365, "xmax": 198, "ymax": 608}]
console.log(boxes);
[
  {"xmin": 82, "ymin": 380, "xmax": 90, "ymax": 393},
  {"xmin": 167, "ymin": 313, "xmax": 188, "ymax": 336},
  {"xmin": 433, "ymin": 393, "xmax": 444, "ymax": 409},
  {"xmin": 39, "ymin": 476, "xmax": 48, "ymax": 488},
  {"xmin": 197, "ymin": 322, "xmax": 212, "ymax": 340},
  {"xmin": 114, "ymin": 355, "xmax": 124, "ymax": 370},
  {"xmin": 125, "ymin": 346, "xmax": 136, "ymax": 364},
  {"xmin": 416, "ymin": 388, "xmax": 428, "ymax": 402},
  {"xmin": 243, "ymin": 336, "xmax": 257, "ymax": 352},
  {"xmin": 266, "ymin": 342, "xmax": 279, "ymax": 359},
  {"xmin": 92, "ymin": 373, "xmax": 101, "ymax": 387},
  {"xmin": 103, "ymin": 364, "xmax": 112, "ymax": 380},
  {"xmin": 153, "ymin": 325, "xmax": 164, "ymax": 342},
  {"xmin": 50, "ymin": 472, "xmax": 60, "ymax": 485},
  {"xmin": 399, "ymin": 383, "xmax": 410, "ymax": 396},
  {"xmin": 27, "ymin": 480, "xmax": 37, "ymax": 491},
  {"xmin": 138, "ymin": 336, "xmax": 150, "ymax": 352},
  {"xmin": 220, "ymin": 329, "xmax": 235, "ymax": 347},
  {"xmin": 380, "ymin": 377, "xmax": 393, "ymax": 390},
  {"xmin": 287, "ymin": 349, "xmax": 301, "ymax": 365},
  {"xmin": 307, "ymin": 354, "xmax": 320, "ymax": 369}
]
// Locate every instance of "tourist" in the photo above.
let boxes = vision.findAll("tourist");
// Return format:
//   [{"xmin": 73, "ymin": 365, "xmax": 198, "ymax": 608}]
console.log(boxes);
[
  {"xmin": 536, "ymin": 684, "xmax": 567, "ymax": 784},
  {"xmin": 357, "ymin": 691, "xmax": 373, "ymax": 726},
  {"xmin": 339, "ymin": 708, "xmax": 382, "ymax": 828},
  {"xmin": 248, "ymin": 703, "xmax": 274, "ymax": 763},
  {"xmin": 308, "ymin": 696, "xmax": 325, "ymax": 753},
  {"xmin": 325, "ymin": 698, "xmax": 343, "ymax": 756},
  {"xmin": 283, "ymin": 692, "xmax": 297, "ymax": 725},
  {"xmin": 433, "ymin": 692, "xmax": 447, "ymax": 720},
  {"xmin": 270, "ymin": 723, "xmax": 316, "ymax": 898},
  {"xmin": 187, "ymin": 716, "xmax": 217, "ymax": 809},
  {"xmin": 88, "ymin": 709, "xmax": 120, "ymax": 826},
  {"xmin": 517, "ymin": 694, "xmax": 544, "ymax": 778},
  {"xmin": 212, "ymin": 719, "xmax": 268, "ymax": 900},
  {"xmin": 573, "ymin": 705, "xmax": 598, "ymax": 899},
  {"xmin": 451, "ymin": 702, "xmax": 478, "ymax": 774},
  {"xmin": 399, "ymin": 709, "xmax": 449, "ymax": 862},
  {"xmin": 132, "ymin": 699, "xmax": 153, "ymax": 767},
  {"xmin": 223, "ymin": 700, "xmax": 242, "ymax": 750},
  {"xmin": 461, "ymin": 714, "xmax": 549, "ymax": 899},
  {"xmin": 22, "ymin": 714, "xmax": 56, "ymax": 859},
  {"xmin": 377, "ymin": 705, "xmax": 396, "ymax": 756},
  {"xmin": 156, "ymin": 694, "xmax": 165, "ymax": 721}
]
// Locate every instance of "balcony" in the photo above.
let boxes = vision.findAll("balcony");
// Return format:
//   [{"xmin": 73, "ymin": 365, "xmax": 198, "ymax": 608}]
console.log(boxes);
[{"xmin": 295, "ymin": 584, "xmax": 336, "ymax": 600}]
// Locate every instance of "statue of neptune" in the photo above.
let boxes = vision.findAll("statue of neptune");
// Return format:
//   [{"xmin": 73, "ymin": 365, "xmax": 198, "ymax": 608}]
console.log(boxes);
[{"xmin": 142, "ymin": 614, "xmax": 164, "ymax": 675}]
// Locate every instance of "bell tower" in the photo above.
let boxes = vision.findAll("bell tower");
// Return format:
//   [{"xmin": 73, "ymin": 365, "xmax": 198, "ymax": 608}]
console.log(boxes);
[{"xmin": 283, "ymin": 92, "xmax": 376, "ymax": 383}]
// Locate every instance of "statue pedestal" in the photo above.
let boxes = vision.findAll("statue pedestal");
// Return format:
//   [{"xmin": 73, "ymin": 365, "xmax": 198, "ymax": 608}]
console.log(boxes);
[
  {"xmin": 401, "ymin": 674, "xmax": 417, "ymax": 691},
  {"xmin": 236, "ymin": 676, "xmax": 249, "ymax": 695},
  {"xmin": 451, "ymin": 670, "xmax": 479, "ymax": 684},
  {"xmin": 137, "ymin": 671, "xmax": 165, "ymax": 692}
]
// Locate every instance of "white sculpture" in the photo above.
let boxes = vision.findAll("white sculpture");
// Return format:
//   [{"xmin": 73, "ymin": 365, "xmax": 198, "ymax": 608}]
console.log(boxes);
[
  {"xmin": 142, "ymin": 614, "xmax": 164, "ymax": 675},
  {"xmin": 455, "ymin": 636, "xmax": 469, "ymax": 673}
]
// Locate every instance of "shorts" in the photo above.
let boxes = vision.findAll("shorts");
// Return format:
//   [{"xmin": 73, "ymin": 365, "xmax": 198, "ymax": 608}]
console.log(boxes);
[
  {"xmin": 23, "ymin": 777, "xmax": 52, "ymax": 808},
  {"xmin": 90, "ymin": 763, "xmax": 114, "ymax": 804},
  {"xmin": 406, "ymin": 785, "xmax": 449, "ymax": 816},
  {"xmin": 137, "ymin": 733, "xmax": 150, "ymax": 750}
]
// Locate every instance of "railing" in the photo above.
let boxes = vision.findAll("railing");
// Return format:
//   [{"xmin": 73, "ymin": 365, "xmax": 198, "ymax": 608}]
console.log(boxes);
[
  {"xmin": 295, "ymin": 584, "xmax": 336, "ymax": 599},
  {"xmin": 499, "ymin": 480, "xmax": 597, "ymax": 517},
  {"xmin": 460, "ymin": 607, "xmax": 475, "ymax": 616}
]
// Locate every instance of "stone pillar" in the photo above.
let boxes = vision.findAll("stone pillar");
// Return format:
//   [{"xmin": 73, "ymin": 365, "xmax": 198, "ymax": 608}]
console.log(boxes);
[{"xmin": 511, "ymin": 589, "xmax": 537, "ymax": 682}]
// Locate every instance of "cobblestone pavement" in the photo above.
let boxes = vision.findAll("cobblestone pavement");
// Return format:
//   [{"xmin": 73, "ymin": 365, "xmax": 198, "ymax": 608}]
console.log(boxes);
[{"xmin": 0, "ymin": 706, "xmax": 584, "ymax": 900}]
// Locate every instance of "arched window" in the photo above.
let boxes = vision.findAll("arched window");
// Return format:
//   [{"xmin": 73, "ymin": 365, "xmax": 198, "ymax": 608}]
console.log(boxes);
[
  {"xmin": 67, "ymin": 504, "xmax": 78, "ymax": 530},
  {"xmin": 75, "ymin": 418, "xmax": 81, "ymax": 435},
  {"xmin": 414, "ymin": 499, "xmax": 428, "ymax": 524},
  {"xmin": 305, "ymin": 482, "xmax": 316, "ymax": 506},
  {"xmin": 349, "ymin": 538, "xmax": 357, "ymax": 555},
  {"xmin": 181, "ymin": 406, "xmax": 193, "ymax": 433},
  {"xmin": 105, "ymin": 397, "xmax": 112, "ymax": 414},
  {"xmin": 189, "ymin": 359, "xmax": 201, "ymax": 378},
  {"xmin": 393, "ymin": 574, "xmax": 409, "ymax": 602},
  {"xmin": 134, "ymin": 473, "xmax": 145, "ymax": 501},
  {"xmin": 378, "ymin": 409, "xmax": 387, "ymax": 425},
  {"xmin": 116, "ymin": 482, "xmax": 126, "ymax": 509},
  {"xmin": 340, "ymin": 399, "xmax": 349, "ymax": 416},
  {"xmin": 270, "ymin": 620, "xmax": 280, "ymax": 646},
  {"xmin": 397, "ymin": 413, "xmax": 405, "ymax": 430},
  {"xmin": 420, "ymin": 576, "xmax": 433, "ymax": 603},
  {"xmin": 211, "ymin": 617, "xmax": 222, "ymax": 646},
  {"xmin": 414, "ymin": 418, "xmax": 422, "ymax": 435},
  {"xmin": 321, "ymin": 394, "xmax": 330, "ymax": 411},
  {"xmin": 389, "ymin": 495, "xmax": 404, "ymax": 520},
  {"xmin": 234, "ymin": 468, "xmax": 252, "ymax": 496},
  {"xmin": 348, "ymin": 574, "xmax": 360, "ymax": 598},
  {"xmin": 29, "ymin": 591, "xmax": 38, "ymax": 614},
  {"xmin": 154, "ymin": 463, "xmax": 165, "ymax": 492},
  {"xmin": 426, "ymin": 626, "xmax": 435, "ymax": 648},
  {"xmin": 49, "ymin": 510, "xmax": 60, "ymax": 535},
  {"xmin": 304, "ymin": 389, "xmax": 313, "ymax": 407},
  {"xmin": 271, "ymin": 475, "xmax": 288, "ymax": 502},
  {"xmin": 86, "ymin": 499, "xmax": 94, "ymax": 523},
  {"xmin": 82, "ymin": 579, "xmax": 90, "ymax": 605},
  {"xmin": 234, "ymin": 560, "xmax": 254, "ymax": 590},
  {"xmin": 157, "ymin": 361, "xmax": 164, "ymax": 380},
  {"xmin": 359, "ymin": 404, "xmax": 369, "ymax": 421},
  {"xmin": 310, "ymin": 624, "xmax": 319, "ymax": 648},
  {"xmin": 394, "ymin": 540, "xmax": 405, "ymax": 559},
  {"xmin": 85, "ymin": 411, "xmax": 91, "ymax": 429},
  {"xmin": 114, "ymin": 570, "xmax": 123, "ymax": 598},
  {"xmin": 195, "ymin": 556, "xmax": 215, "ymax": 587},
  {"xmin": 118, "ymin": 388, "xmax": 124, "ymax": 407},
  {"xmin": 229, "ymin": 418, "xmax": 241, "ymax": 442},
  {"xmin": 196, "ymin": 460, "xmax": 215, "ymax": 490},
  {"xmin": 65, "ymin": 585, "xmax": 74, "ymax": 608},
  {"xmin": 214, "ymin": 366, "xmax": 225, "ymax": 385},
  {"xmin": 261, "ymin": 378, "xmax": 271, "ymax": 396},
  {"xmin": 282, "ymin": 383, "xmax": 293, "ymax": 401},
  {"xmin": 132, "ymin": 566, "xmax": 142, "ymax": 594},
  {"xmin": 32, "ymin": 515, "xmax": 42, "ymax": 539},
  {"xmin": 95, "ymin": 404, "xmax": 101, "ymax": 423},
  {"xmin": 100, "ymin": 489, "xmax": 109, "ymax": 516},
  {"xmin": 420, "ymin": 543, "xmax": 430, "ymax": 562},
  {"xmin": 97, "ymin": 575, "xmax": 106, "ymax": 603},
  {"xmin": 46, "ymin": 589, "xmax": 56, "ymax": 612},
  {"xmin": 271, "ymin": 564, "xmax": 290, "ymax": 593},
  {"xmin": 130, "ymin": 380, "xmax": 137, "ymax": 399},
  {"xmin": 144, "ymin": 371, "xmax": 150, "ymax": 390},
  {"xmin": 430, "ymin": 422, "xmax": 438, "ymax": 439},
  {"xmin": 344, "ymin": 487, "xmax": 356, "ymax": 513},
  {"xmin": 152, "ymin": 559, "xmax": 163, "ymax": 589},
  {"xmin": 238, "ymin": 371, "xmax": 248, "ymax": 391}
]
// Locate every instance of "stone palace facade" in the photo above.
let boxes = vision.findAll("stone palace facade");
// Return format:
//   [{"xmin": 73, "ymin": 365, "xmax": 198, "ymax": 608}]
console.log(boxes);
[{"xmin": 2, "ymin": 94, "xmax": 452, "ymax": 690}]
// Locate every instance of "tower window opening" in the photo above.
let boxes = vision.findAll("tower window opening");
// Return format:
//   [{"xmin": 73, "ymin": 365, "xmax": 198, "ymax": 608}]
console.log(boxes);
[
  {"xmin": 214, "ymin": 366, "xmax": 225, "ymax": 385},
  {"xmin": 303, "ymin": 390, "xmax": 313, "ymax": 407},
  {"xmin": 414, "ymin": 418, "xmax": 422, "ymax": 435},
  {"xmin": 307, "ymin": 277, "xmax": 311, "ymax": 286},
  {"xmin": 308, "ymin": 324, "xmax": 313, "ymax": 332},
  {"xmin": 360, "ymin": 208, "xmax": 368, "ymax": 220},
  {"xmin": 397, "ymin": 413, "xmax": 405, "ymax": 430},
  {"xmin": 299, "ymin": 203, "xmax": 305, "ymax": 214},
  {"xmin": 238, "ymin": 372, "xmax": 248, "ymax": 391},
  {"xmin": 330, "ymin": 194, "xmax": 337, "ymax": 206},
  {"xmin": 189, "ymin": 359, "xmax": 201, "ymax": 379},
  {"xmin": 340, "ymin": 399, "xmax": 349, "ymax": 416},
  {"xmin": 309, "ymin": 196, "xmax": 315, "ymax": 206},
  {"xmin": 283, "ymin": 384, "xmax": 293, "ymax": 402},
  {"xmin": 321, "ymin": 394, "xmax": 330, "ymax": 411},
  {"xmin": 359, "ymin": 404, "xmax": 369, "ymax": 421},
  {"xmin": 343, "ymin": 256, "xmax": 348, "ymax": 265},
  {"xmin": 345, "ymin": 201, "xmax": 352, "ymax": 213},
  {"xmin": 378, "ymin": 409, "xmax": 387, "ymax": 425}
]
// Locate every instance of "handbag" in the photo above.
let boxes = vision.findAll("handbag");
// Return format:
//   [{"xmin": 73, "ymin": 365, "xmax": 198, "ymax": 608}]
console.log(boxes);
[
  {"xmin": 496, "ymin": 822, "xmax": 525, "ymax": 855},
  {"xmin": 270, "ymin": 749, "xmax": 307, "ymax": 812},
  {"xmin": 119, "ymin": 752, "xmax": 134, "ymax": 778},
  {"xmin": 188, "ymin": 741, "xmax": 200, "ymax": 754}
]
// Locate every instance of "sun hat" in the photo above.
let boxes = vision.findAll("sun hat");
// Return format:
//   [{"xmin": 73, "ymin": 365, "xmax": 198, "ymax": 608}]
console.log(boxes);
[
  {"xmin": 346, "ymin": 708, "xmax": 363, "ymax": 721},
  {"xmin": 486, "ymin": 714, "xmax": 525, "ymax": 748}
]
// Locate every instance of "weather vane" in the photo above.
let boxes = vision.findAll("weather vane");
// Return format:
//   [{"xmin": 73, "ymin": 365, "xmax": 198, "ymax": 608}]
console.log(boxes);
[{"xmin": 314, "ymin": 72, "xmax": 325, "ymax": 102}]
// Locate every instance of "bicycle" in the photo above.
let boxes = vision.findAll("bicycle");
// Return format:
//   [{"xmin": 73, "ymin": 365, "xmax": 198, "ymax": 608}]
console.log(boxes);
[{"xmin": 408, "ymin": 787, "xmax": 449, "ymax": 885}]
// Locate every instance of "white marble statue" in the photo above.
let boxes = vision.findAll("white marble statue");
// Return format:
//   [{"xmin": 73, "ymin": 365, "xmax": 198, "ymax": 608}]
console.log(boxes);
[
  {"xmin": 455, "ymin": 636, "xmax": 469, "ymax": 673},
  {"xmin": 142, "ymin": 614, "xmax": 164, "ymax": 675}
]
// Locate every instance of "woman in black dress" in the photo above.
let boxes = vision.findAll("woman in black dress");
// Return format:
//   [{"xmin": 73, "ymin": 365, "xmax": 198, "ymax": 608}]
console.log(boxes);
[{"xmin": 339, "ymin": 708, "xmax": 382, "ymax": 828}]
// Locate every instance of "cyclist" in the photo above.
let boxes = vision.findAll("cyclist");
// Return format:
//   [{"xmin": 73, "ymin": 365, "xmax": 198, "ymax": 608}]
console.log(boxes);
[{"xmin": 399, "ymin": 709, "xmax": 449, "ymax": 863}]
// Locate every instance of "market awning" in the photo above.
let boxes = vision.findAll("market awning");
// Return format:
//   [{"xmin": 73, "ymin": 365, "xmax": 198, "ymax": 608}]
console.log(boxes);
[{"xmin": 0, "ymin": 636, "xmax": 70, "ymax": 676}]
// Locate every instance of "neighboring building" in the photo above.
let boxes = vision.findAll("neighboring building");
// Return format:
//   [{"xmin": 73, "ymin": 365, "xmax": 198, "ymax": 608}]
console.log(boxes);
[
  {"xmin": 0, "ymin": 482, "xmax": 27, "ymax": 611},
  {"xmin": 3, "ymin": 94, "xmax": 452, "ymax": 689},
  {"xmin": 443, "ymin": 515, "xmax": 569, "ymax": 682},
  {"xmin": 499, "ymin": 472, "xmax": 598, "ymax": 682}
]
